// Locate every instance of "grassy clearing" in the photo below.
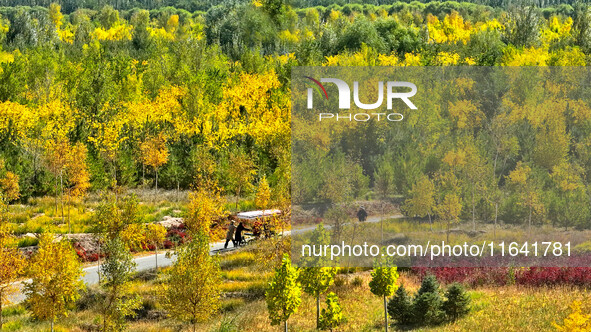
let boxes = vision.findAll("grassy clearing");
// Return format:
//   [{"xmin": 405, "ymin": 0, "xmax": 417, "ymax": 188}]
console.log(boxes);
[{"xmin": 7, "ymin": 191, "xmax": 188, "ymax": 236}]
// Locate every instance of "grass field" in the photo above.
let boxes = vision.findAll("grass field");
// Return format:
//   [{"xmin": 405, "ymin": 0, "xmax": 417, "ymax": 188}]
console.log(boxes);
[{"xmin": 1, "ymin": 245, "xmax": 585, "ymax": 332}]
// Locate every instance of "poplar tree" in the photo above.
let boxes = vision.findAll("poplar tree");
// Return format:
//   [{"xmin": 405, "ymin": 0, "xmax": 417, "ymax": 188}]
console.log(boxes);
[
  {"xmin": 25, "ymin": 234, "xmax": 84, "ymax": 332},
  {"xmin": 256, "ymin": 175, "xmax": 271, "ymax": 211},
  {"xmin": 144, "ymin": 223, "xmax": 167, "ymax": 272},
  {"xmin": 318, "ymin": 292, "xmax": 343, "ymax": 331},
  {"xmin": 164, "ymin": 231, "xmax": 221, "ymax": 332},
  {"xmin": 299, "ymin": 224, "xmax": 337, "ymax": 328},
  {"xmin": 403, "ymin": 175, "xmax": 436, "ymax": 229},
  {"xmin": 369, "ymin": 258, "xmax": 399, "ymax": 332},
  {"xmin": 100, "ymin": 237, "xmax": 141, "ymax": 332},
  {"xmin": 140, "ymin": 133, "xmax": 169, "ymax": 189},
  {"xmin": 266, "ymin": 254, "xmax": 301, "ymax": 332}
]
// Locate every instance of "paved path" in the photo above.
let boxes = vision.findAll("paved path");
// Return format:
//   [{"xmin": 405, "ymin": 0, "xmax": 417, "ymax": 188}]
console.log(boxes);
[
  {"xmin": 291, "ymin": 213, "xmax": 403, "ymax": 235},
  {"xmin": 9, "ymin": 214, "xmax": 402, "ymax": 304},
  {"xmin": 9, "ymin": 240, "xmax": 232, "ymax": 304}
]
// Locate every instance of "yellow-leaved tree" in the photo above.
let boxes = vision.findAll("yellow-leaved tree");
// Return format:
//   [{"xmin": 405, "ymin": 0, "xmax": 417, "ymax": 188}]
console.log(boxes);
[
  {"xmin": 185, "ymin": 188, "xmax": 226, "ymax": 237},
  {"xmin": 553, "ymin": 300, "xmax": 591, "ymax": 331},
  {"xmin": 435, "ymin": 171, "xmax": 463, "ymax": 242},
  {"xmin": 163, "ymin": 231, "xmax": 221, "ymax": 332},
  {"xmin": 0, "ymin": 159, "xmax": 20, "ymax": 202},
  {"xmin": 140, "ymin": 133, "xmax": 169, "ymax": 189},
  {"xmin": 255, "ymin": 176, "xmax": 271, "ymax": 211},
  {"xmin": 44, "ymin": 137, "xmax": 90, "ymax": 233},
  {"xmin": 403, "ymin": 175, "xmax": 436, "ymax": 229},
  {"xmin": 507, "ymin": 162, "xmax": 544, "ymax": 231},
  {"xmin": 25, "ymin": 234, "xmax": 84, "ymax": 332},
  {"xmin": 44, "ymin": 135, "xmax": 70, "ymax": 221},
  {"xmin": 144, "ymin": 223, "xmax": 167, "ymax": 271}
]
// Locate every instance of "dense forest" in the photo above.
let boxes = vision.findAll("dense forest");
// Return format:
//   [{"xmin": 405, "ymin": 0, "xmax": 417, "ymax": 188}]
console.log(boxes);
[{"xmin": 0, "ymin": 0, "xmax": 587, "ymax": 13}]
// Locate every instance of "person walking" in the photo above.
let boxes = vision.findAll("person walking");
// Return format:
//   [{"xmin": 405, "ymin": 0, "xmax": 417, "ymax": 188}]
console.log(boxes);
[
  {"xmin": 234, "ymin": 221, "xmax": 251, "ymax": 246},
  {"xmin": 225, "ymin": 220, "xmax": 237, "ymax": 249},
  {"xmin": 357, "ymin": 206, "xmax": 368, "ymax": 222}
]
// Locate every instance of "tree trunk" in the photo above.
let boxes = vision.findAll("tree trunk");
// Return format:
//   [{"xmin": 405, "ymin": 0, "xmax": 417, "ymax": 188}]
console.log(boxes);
[
  {"xmin": 528, "ymin": 203, "xmax": 532, "ymax": 232},
  {"xmin": 346, "ymin": 222, "xmax": 358, "ymax": 274},
  {"xmin": 67, "ymin": 192, "xmax": 71, "ymax": 234},
  {"xmin": 60, "ymin": 172, "xmax": 65, "ymax": 225},
  {"xmin": 51, "ymin": 319, "xmax": 54, "ymax": 332},
  {"xmin": 494, "ymin": 203, "xmax": 498, "ymax": 240},
  {"xmin": 428, "ymin": 213, "xmax": 432, "ymax": 232},
  {"xmin": 383, "ymin": 295, "xmax": 389, "ymax": 332},
  {"xmin": 447, "ymin": 220, "xmax": 450, "ymax": 243},
  {"xmin": 155, "ymin": 244, "xmax": 158, "ymax": 272},
  {"xmin": 98, "ymin": 241, "xmax": 101, "ymax": 284},
  {"xmin": 155, "ymin": 168, "xmax": 158, "ymax": 190},
  {"xmin": 472, "ymin": 188, "xmax": 475, "ymax": 231},
  {"xmin": 284, "ymin": 320, "xmax": 288, "ymax": 332},
  {"xmin": 55, "ymin": 176, "xmax": 58, "ymax": 215},
  {"xmin": 316, "ymin": 295, "xmax": 320, "ymax": 328},
  {"xmin": 0, "ymin": 297, "xmax": 3, "ymax": 330},
  {"xmin": 381, "ymin": 201, "xmax": 385, "ymax": 242}
]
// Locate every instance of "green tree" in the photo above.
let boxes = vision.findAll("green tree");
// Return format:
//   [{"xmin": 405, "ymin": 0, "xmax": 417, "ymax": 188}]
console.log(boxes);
[
  {"xmin": 266, "ymin": 254, "xmax": 301, "ymax": 332},
  {"xmin": 227, "ymin": 148, "xmax": 255, "ymax": 211},
  {"xmin": 164, "ymin": 231, "xmax": 221, "ymax": 332},
  {"xmin": 100, "ymin": 237, "xmax": 141, "ymax": 332},
  {"xmin": 443, "ymin": 283, "xmax": 470, "ymax": 321},
  {"xmin": 299, "ymin": 266, "xmax": 338, "ymax": 328},
  {"xmin": 369, "ymin": 258, "xmax": 399, "ymax": 332},
  {"xmin": 462, "ymin": 144, "xmax": 488, "ymax": 231},
  {"xmin": 403, "ymin": 175, "xmax": 436, "ymax": 229},
  {"xmin": 318, "ymin": 292, "xmax": 343, "ymax": 331},
  {"xmin": 374, "ymin": 157, "xmax": 395, "ymax": 240},
  {"xmin": 413, "ymin": 275, "xmax": 444, "ymax": 326},
  {"xmin": 25, "ymin": 234, "xmax": 84, "ymax": 332},
  {"xmin": 324, "ymin": 206, "xmax": 348, "ymax": 245},
  {"xmin": 503, "ymin": 3, "xmax": 540, "ymax": 47},
  {"xmin": 388, "ymin": 284, "xmax": 414, "ymax": 325}
]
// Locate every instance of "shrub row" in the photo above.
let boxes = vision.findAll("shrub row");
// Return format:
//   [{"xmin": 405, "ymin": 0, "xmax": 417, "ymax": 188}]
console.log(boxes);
[
  {"xmin": 413, "ymin": 266, "xmax": 591, "ymax": 287},
  {"xmin": 388, "ymin": 275, "xmax": 470, "ymax": 327}
]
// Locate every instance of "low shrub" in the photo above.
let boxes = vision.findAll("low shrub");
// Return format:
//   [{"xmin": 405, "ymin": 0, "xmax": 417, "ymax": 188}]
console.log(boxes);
[
  {"xmin": 221, "ymin": 298, "xmax": 245, "ymax": 313},
  {"xmin": 1, "ymin": 305, "xmax": 25, "ymax": 317},
  {"xmin": 76, "ymin": 287, "xmax": 106, "ymax": 311},
  {"xmin": 16, "ymin": 237, "xmax": 39, "ymax": 247},
  {"xmin": 333, "ymin": 275, "xmax": 347, "ymax": 288},
  {"xmin": 2, "ymin": 321, "xmax": 22, "ymax": 331},
  {"xmin": 351, "ymin": 276, "xmax": 364, "ymax": 287}
]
